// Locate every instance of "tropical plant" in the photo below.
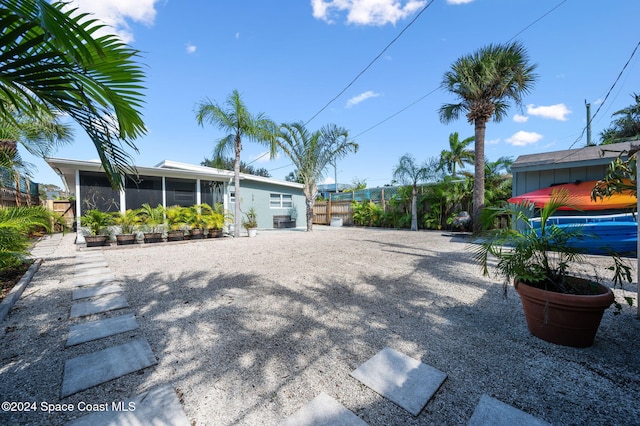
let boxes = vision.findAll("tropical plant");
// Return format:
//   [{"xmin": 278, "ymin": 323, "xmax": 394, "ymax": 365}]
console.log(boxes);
[
  {"xmin": 440, "ymin": 41, "xmax": 538, "ymax": 232},
  {"xmin": 351, "ymin": 200, "xmax": 383, "ymax": 227},
  {"xmin": 111, "ymin": 209, "xmax": 138, "ymax": 234},
  {"xmin": 274, "ymin": 122, "xmax": 358, "ymax": 231},
  {"xmin": 165, "ymin": 205, "xmax": 187, "ymax": 231},
  {"xmin": 202, "ymin": 157, "xmax": 271, "ymax": 177},
  {"xmin": 392, "ymin": 154, "xmax": 437, "ymax": 231},
  {"xmin": 195, "ymin": 90, "xmax": 277, "ymax": 237},
  {"xmin": 599, "ymin": 93, "xmax": 640, "ymax": 144},
  {"xmin": 438, "ymin": 132, "xmax": 475, "ymax": 177},
  {"xmin": 473, "ymin": 189, "xmax": 631, "ymax": 296},
  {"xmin": 137, "ymin": 203, "xmax": 165, "ymax": 233},
  {"xmin": 0, "ymin": 0, "xmax": 147, "ymax": 188},
  {"xmin": 241, "ymin": 207, "xmax": 258, "ymax": 230},
  {"xmin": 0, "ymin": 206, "xmax": 53, "ymax": 269},
  {"xmin": 80, "ymin": 209, "xmax": 113, "ymax": 236}
]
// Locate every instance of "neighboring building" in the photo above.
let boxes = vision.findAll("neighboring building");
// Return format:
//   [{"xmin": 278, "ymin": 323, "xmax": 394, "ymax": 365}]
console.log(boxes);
[
  {"xmin": 511, "ymin": 141, "xmax": 635, "ymax": 200},
  {"xmin": 45, "ymin": 158, "xmax": 305, "ymax": 233}
]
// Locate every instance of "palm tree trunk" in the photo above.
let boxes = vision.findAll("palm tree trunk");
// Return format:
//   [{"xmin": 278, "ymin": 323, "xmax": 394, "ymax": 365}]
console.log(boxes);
[
  {"xmin": 411, "ymin": 184, "xmax": 418, "ymax": 231},
  {"xmin": 234, "ymin": 135, "xmax": 241, "ymax": 238},
  {"xmin": 304, "ymin": 184, "xmax": 316, "ymax": 231},
  {"xmin": 472, "ymin": 118, "xmax": 487, "ymax": 233}
]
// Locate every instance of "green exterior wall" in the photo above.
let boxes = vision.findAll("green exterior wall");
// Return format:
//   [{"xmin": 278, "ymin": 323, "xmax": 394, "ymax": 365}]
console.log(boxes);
[{"xmin": 230, "ymin": 179, "xmax": 305, "ymax": 229}]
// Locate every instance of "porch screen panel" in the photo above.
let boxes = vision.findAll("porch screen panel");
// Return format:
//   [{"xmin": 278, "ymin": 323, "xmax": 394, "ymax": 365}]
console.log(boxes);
[
  {"xmin": 166, "ymin": 178, "xmax": 196, "ymax": 207},
  {"xmin": 79, "ymin": 171, "xmax": 120, "ymax": 213},
  {"xmin": 201, "ymin": 180, "xmax": 224, "ymax": 207},
  {"xmin": 125, "ymin": 175, "xmax": 163, "ymax": 210}
]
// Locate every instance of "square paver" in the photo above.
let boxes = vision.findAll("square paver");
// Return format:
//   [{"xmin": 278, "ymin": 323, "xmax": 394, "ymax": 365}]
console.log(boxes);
[
  {"xmin": 279, "ymin": 392, "xmax": 368, "ymax": 426},
  {"xmin": 74, "ymin": 267, "xmax": 111, "ymax": 278},
  {"xmin": 72, "ymin": 284, "xmax": 122, "ymax": 300},
  {"xmin": 66, "ymin": 314, "xmax": 139, "ymax": 346},
  {"xmin": 61, "ymin": 338, "xmax": 157, "ymax": 397},
  {"xmin": 66, "ymin": 384, "xmax": 190, "ymax": 426},
  {"xmin": 70, "ymin": 294, "xmax": 129, "ymax": 318},
  {"xmin": 75, "ymin": 261, "xmax": 109, "ymax": 271},
  {"xmin": 467, "ymin": 395, "xmax": 551, "ymax": 426},
  {"xmin": 73, "ymin": 274, "xmax": 117, "ymax": 287},
  {"xmin": 350, "ymin": 347, "xmax": 447, "ymax": 416}
]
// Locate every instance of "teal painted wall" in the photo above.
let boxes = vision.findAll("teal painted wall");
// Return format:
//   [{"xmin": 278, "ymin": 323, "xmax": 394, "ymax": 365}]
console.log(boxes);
[{"xmin": 231, "ymin": 180, "xmax": 305, "ymax": 229}]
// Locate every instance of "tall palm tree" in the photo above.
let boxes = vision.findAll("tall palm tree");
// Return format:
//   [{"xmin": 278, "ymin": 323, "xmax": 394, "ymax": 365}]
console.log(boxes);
[
  {"xmin": 438, "ymin": 132, "xmax": 475, "ymax": 177},
  {"xmin": 275, "ymin": 122, "xmax": 357, "ymax": 231},
  {"xmin": 439, "ymin": 41, "xmax": 537, "ymax": 232},
  {"xmin": 195, "ymin": 90, "xmax": 277, "ymax": 237},
  {"xmin": 0, "ymin": 0, "xmax": 147, "ymax": 188},
  {"xmin": 600, "ymin": 93, "xmax": 640, "ymax": 144},
  {"xmin": 392, "ymin": 154, "xmax": 436, "ymax": 231}
]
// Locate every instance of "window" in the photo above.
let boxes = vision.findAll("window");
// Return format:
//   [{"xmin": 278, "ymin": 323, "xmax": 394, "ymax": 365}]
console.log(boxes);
[{"xmin": 270, "ymin": 193, "xmax": 292, "ymax": 208}]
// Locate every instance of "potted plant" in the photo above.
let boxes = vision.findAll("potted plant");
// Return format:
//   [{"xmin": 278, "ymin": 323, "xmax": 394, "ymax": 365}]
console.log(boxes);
[
  {"xmin": 185, "ymin": 204, "xmax": 208, "ymax": 239},
  {"xmin": 111, "ymin": 209, "xmax": 138, "ymax": 245},
  {"xmin": 165, "ymin": 205, "xmax": 187, "ymax": 241},
  {"xmin": 138, "ymin": 203, "xmax": 165, "ymax": 243},
  {"xmin": 80, "ymin": 209, "xmax": 113, "ymax": 247},
  {"xmin": 473, "ymin": 189, "xmax": 632, "ymax": 347},
  {"xmin": 205, "ymin": 203, "xmax": 229, "ymax": 238},
  {"xmin": 241, "ymin": 207, "xmax": 258, "ymax": 237}
]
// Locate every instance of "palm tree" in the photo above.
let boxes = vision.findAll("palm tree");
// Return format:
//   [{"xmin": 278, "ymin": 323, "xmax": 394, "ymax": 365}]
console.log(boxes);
[
  {"xmin": 0, "ymin": 0, "xmax": 147, "ymax": 188},
  {"xmin": 275, "ymin": 122, "xmax": 358, "ymax": 231},
  {"xmin": 392, "ymin": 154, "xmax": 437, "ymax": 231},
  {"xmin": 439, "ymin": 41, "xmax": 537, "ymax": 232},
  {"xmin": 195, "ymin": 90, "xmax": 277, "ymax": 237},
  {"xmin": 599, "ymin": 93, "xmax": 640, "ymax": 144},
  {"xmin": 438, "ymin": 132, "xmax": 475, "ymax": 177}
]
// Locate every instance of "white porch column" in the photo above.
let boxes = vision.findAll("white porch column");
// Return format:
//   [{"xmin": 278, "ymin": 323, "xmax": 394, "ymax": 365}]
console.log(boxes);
[
  {"xmin": 162, "ymin": 176, "xmax": 167, "ymax": 208},
  {"xmin": 75, "ymin": 169, "xmax": 81, "ymax": 231},
  {"xmin": 196, "ymin": 178, "xmax": 201, "ymax": 205},
  {"xmin": 120, "ymin": 188, "xmax": 126, "ymax": 213}
]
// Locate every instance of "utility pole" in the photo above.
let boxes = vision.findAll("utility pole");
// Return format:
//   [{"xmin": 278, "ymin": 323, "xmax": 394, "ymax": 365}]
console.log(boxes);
[{"xmin": 585, "ymin": 100, "xmax": 592, "ymax": 145}]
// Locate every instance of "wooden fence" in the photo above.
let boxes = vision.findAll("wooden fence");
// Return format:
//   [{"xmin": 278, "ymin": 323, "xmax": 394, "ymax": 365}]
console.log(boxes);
[
  {"xmin": 46, "ymin": 200, "xmax": 75, "ymax": 231},
  {"xmin": 313, "ymin": 200, "xmax": 353, "ymax": 225},
  {"xmin": 0, "ymin": 187, "xmax": 40, "ymax": 208}
]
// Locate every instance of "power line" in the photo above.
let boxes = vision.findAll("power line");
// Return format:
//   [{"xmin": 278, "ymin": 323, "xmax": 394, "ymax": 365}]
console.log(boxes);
[{"xmin": 304, "ymin": 0, "xmax": 435, "ymax": 126}]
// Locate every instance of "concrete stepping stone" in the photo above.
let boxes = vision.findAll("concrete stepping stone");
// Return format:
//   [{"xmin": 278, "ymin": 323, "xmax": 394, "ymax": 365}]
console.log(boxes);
[
  {"xmin": 70, "ymin": 294, "xmax": 129, "ymax": 318},
  {"xmin": 72, "ymin": 284, "xmax": 122, "ymax": 300},
  {"xmin": 74, "ymin": 267, "xmax": 111, "ymax": 278},
  {"xmin": 280, "ymin": 392, "xmax": 368, "ymax": 426},
  {"xmin": 66, "ymin": 314, "xmax": 139, "ymax": 347},
  {"xmin": 61, "ymin": 338, "xmax": 157, "ymax": 397},
  {"xmin": 468, "ymin": 395, "xmax": 551, "ymax": 426},
  {"xmin": 350, "ymin": 347, "xmax": 447, "ymax": 416},
  {"xmin": 66, "ymin": 384, "xmax": 190, "ymax": 426},
  {"xmin": 73, "ymin": 274, "xmax": 117, "ymax": 288},
  {"xmin": 75, "ymin": 261, "xmax": 109, "ymax": 271}
]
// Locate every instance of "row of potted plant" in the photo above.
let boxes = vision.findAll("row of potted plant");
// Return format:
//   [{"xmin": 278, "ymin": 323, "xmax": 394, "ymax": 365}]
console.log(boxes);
[{"xmin": 80, "ymin": 203, "xmax": 232, "ymax": 247}]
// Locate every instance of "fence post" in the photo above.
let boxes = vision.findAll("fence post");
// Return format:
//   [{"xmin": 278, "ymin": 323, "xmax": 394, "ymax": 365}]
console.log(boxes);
[
  {"xmin": 328, "ymin": 197, "xmax": 332, "ymax": 225},
  {"xmin": 381, "ymin": 188, "xmax": 386, "ymax": 212}
]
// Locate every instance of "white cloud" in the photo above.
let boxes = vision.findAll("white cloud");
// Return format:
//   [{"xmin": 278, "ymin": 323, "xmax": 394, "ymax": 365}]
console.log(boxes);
[
  {"xmin": 346, "ymin": 90, "xmax": 380, "ymax": 108},
  {"xmin": 486, "ymin": 138, "xmax": 500, "ymax": 145},
  {"xmin": 322, "ymin": 176, "xmax": 336, "ymax": 184},
  {"xmin": 526, "ymin": 103, "xmax": 571, "ymax": 121},
  {"xmin": 236, "ymin": 32, "xmax": 241, "ymax": 39},
  {"xmin": 513, "ymin": 114, "xmax": 528, "ymax": 123},
  {"xmin": 61, "ymin": 0, "xmax": 159, "ymax": 43},
  {"xmin": 185, "ymin": 43, "xmax": 197, "ymax": 54},
  {"xmin": 446, "ymin": 0, "xmax": 474, "ymax": 4},
  {"xmin": 311, "ymin": 0, "xmax": 426, "ymax": 26},
  {"xmin": 506, "ymin": 131, "xmax": 543, "ymax": 147}
]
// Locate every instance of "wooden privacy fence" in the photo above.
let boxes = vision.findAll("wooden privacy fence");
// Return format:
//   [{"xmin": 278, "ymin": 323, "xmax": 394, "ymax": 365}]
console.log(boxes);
[{"xmin": 313, "ymin": 200, "xmax": 353, "ymax": 225}]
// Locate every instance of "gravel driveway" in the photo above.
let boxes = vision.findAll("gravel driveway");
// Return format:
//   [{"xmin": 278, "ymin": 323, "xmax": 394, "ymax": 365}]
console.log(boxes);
[{"xmin": 1, "ymin": 227, "xmax": 639, "ymax": 425}]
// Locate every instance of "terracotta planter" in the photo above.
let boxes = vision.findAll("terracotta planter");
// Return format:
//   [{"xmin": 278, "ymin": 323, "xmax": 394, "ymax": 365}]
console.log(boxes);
[
  {"xmin": 167, "ymin": 230, "xmax": 184, "ymax": 242},
  {"xmin": 190, "ymin": 228, "xmax": 204, "ymax": 240},
  {"xmin": 515, "ymin": 279, "xmax": 614, "ymax": 347},
  {"xmin": 115, "ymin": 234, "xmax": 136, "ymax": 245},
  {"xmin": 84, "ymin": 235, "xmax": 108, "ymax": 247},
  {"xmin": 143, "ymin": 232, "xmax": 163, "ymax": 243},
  {"xmin": 207, "ymin": 229, "xmax": 223, "ymax": 238}
]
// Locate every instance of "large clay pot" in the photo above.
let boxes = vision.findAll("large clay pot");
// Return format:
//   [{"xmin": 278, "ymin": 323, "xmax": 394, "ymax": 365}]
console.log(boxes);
[
  {"xmin": 143, "ymin": 232, "xmax": 162, "ymax": 243},
  {"xmin": 515, "ymin": 279, "xmax": 614, "ymax": 347},
  {"xmin": 190, "ymin": 228, "xmax": 204, "ymax": 240},
  {"xmin": 207, "ymin": 229, "xmax": 223, "ymax": 238},
  {"xmin": 167, "ymin": 230, "xmax": 184, "ymax": 242},
  {"xmin": 115, "ymin": 234, "xmax": 136, "ymax": 245}
]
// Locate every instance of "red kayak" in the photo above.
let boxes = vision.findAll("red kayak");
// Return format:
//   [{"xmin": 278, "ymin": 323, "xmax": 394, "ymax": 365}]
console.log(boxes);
[{"xmin": 508, "ymin": 180, "xmax": 636, "ymax": 210}]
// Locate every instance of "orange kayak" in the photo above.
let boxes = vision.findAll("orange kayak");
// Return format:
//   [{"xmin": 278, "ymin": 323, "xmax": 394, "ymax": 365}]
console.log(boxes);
[{"xmin": 508, "ymin": 180, "xmax": 637, "ymax": 210}]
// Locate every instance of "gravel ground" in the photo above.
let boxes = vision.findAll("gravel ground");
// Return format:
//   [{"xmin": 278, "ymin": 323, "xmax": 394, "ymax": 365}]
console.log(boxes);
[{"xmin": 1, "ymin": 226, "xmax": 639, "ymax": 425}]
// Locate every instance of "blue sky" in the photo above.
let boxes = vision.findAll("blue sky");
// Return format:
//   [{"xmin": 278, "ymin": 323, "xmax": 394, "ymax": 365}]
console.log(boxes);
[{"xmin": 28, "ymin": 0, "xmax": 640, "ymax": 189}]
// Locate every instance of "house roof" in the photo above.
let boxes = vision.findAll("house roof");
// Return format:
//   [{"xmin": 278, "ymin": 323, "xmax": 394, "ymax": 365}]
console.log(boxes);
[
  {"xmin": 511, "ymin": 141, "xmax": 637, "ymax": 172},
  {"xmin": 45, "ymin": 157, "xmax": 303, "ymax": 192}
]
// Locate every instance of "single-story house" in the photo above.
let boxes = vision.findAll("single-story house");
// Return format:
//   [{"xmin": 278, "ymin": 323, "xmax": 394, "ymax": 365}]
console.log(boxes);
[
  {"xmin": 45, "ymin": 157, "xmax": 305, "ymax": 235},
  {"xmin": 511, "ymin": 140, "xmax": 636, "ymax": 211}
]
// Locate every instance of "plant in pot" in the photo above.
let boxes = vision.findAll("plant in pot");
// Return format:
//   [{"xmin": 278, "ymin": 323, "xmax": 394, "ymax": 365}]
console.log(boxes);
[
  {"xmin": 185, "ymin": 204, "xmax": 209, "ymax": 239},
  {"xmin": 165, "ymin": 205, "xmax": 187, "ymax": 241},
  {"xmin": 138, "ymin": 203, "xmax": 165, "ymax": 243},
  {"xmin": 111, "ymin": 209, "xmax": 138, "ymax": 245},
  {"xmin": 80, "ymin": 209, "xmax": 113, "ymax": 247},
  {"xmin": 241, "ymin": 207, "xmax": 258, "ymax": 237},
  {"xmin": 473, "ymin": 189, "xmax": 632, "ymax": 347}
]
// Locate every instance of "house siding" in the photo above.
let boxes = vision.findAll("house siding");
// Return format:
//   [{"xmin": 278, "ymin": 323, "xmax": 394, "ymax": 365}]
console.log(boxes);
[{"xmin": 231, "ymin": 180, "xmax": 304, "ymax": 229}]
